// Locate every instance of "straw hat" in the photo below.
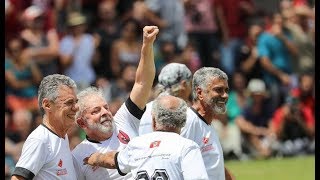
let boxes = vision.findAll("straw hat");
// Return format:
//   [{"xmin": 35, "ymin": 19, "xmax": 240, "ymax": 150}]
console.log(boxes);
[
  {"xmin": 67, "ymin": 12, "xmax": 86, "ymax": 27},
  {"xmin": 247, "ymin": 79, "xmax": 269, "ymax": 97},
  {"xmin": 22, "ymin": 5, "xmax": 43, "ymax": 21}
]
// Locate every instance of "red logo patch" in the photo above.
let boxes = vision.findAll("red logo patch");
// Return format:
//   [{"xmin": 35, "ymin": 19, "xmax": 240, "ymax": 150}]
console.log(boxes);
[
  {"xmin": 117, "ymin": 130, "xmax": 130, "ymax": 144},
  {"xmin": 150, "ymin": 141, "xmax": 161, "ymax": 148},
  {"xmin": 56, "ymin": 169, "xmax": 67, "ymax": 176},
  {"xmin": 202, "ymin": 137, "xmax": 209, "ymax": 144},
  {"xmin": 58, "ymin": 159, "xmax": 63, "ymax": 167}
]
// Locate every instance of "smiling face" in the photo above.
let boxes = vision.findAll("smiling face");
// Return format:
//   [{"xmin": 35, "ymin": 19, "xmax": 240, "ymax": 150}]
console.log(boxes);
[
  {"xmin": 81, "ymin": 94, "xmax": 114, "ymax": 138},
  {"xmin": 50, "ymin": 85, "xmax": 79, "ymax": 128},
  {"xmin": 201, "ymin": 77, "xmax": 229, "ymax": 114}
]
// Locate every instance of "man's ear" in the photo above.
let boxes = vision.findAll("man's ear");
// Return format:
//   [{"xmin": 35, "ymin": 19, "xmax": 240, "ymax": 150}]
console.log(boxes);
[
  {"xmin": 76, "ymin": 117, "xmax": 87, "ymax": 129},
  {"xmin": 42, "ymin": 98, "xmax": 51, "ymax": 112},
  {"xmin": 151, "ymin": 113, "xmax": 156, "ymax": 131},
  {"xmin": 196, "ymin": 87, "xmax": 203, "ymax": 101}
]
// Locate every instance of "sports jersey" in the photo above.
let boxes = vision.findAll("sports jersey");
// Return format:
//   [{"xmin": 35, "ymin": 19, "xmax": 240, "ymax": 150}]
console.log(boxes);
[
  {"xmin": 12, "ymin": 124, "xmax": 77, "ymax": 180},
  {"xmin": 138, "ymin": 101, "xmax": 154, "ymax": 135},
  {"xmin": 181, "ymin": 107, "xmax": 225, "ymax": 180},
  {"xmin": 139, "ymin": 105, "xmax": 225, "ymax": 180},
  {"xmin": 116, "ymin": 131, "xmax": 209, "ymax": 180},
  {"xmin": 72, "ymin": 98, "xmax": 145, "ymax": 180}
]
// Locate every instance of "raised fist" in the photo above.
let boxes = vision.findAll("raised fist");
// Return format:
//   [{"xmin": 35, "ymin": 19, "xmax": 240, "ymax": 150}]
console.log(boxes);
[{"xmin": 142, "ymin": 26, "xmax": 159, "ymax": 44}]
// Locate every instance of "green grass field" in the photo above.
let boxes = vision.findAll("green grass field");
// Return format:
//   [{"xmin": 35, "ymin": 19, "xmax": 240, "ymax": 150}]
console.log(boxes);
[{"xmin": 225, "ymin": 155, "xmax": 315, "ymax": 180}]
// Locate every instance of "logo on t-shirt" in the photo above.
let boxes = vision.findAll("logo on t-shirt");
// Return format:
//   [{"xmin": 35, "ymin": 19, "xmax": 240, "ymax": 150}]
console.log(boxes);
[
  {"xmin": 149, "ymin": 141, "xmax": 161, "ymax": 148},
  {"xmin": 58, "ymin": 159, "xmax": 63, "ymax": 167},
  {"xmin": 202, "ymin": 137, "xmax": 209, "ymax": 144},
  {"xmin": 56, "ymin": 169, "xmax": 68, "ymax": 176},
  {"xmin": 117, "ymin": 130, "xmax": 130, "ymax": 144}
]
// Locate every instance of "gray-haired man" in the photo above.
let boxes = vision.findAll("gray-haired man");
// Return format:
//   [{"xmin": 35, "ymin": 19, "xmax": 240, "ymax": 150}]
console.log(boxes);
[
  {"xmin": 84, "ymin": 95, "xmax": 209, "ymax": 180},
  {"xmin": 12, "ymin": 74, "xmax": 79, "ymax": 180},
  {"xmin": 140, "ymin": 66, "xmax": 235, "ymax": 179},
  {"xmin": 71, "ymin": 26, "xmax": 159, "ymax": 180}
]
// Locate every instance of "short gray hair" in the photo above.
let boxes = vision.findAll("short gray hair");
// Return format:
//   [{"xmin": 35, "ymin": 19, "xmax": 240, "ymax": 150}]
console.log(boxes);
[
  {"xmin": 192, "ymin": 67, "xmax": 228, "ymax": 100},
  {"xmin": 151, "ymin": 95, "xmax": 187, "ymax": 130},
  {"xmin": 76, "ymin": 86, "xmax": 105, "ymax": 119},
  {"xmin": 38, "ymin": 74, "xmax": 77, "ymax": 116}
]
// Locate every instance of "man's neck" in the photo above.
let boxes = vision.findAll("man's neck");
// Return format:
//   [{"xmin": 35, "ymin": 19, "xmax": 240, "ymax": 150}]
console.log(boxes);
[
  {"xmin": 43, "ymin": 116, "xmax": 68, "ymax": 138},
  {"xmin": 192, "ymin": 101, "xmax": 214, "ymax": 125},
  {"xmin": 87, "ymin": 131, "xmax": 113, "ymax": 142},
  {"xmin": 154, "ymin": 126, "xmax": 180, "ymax": 134}
]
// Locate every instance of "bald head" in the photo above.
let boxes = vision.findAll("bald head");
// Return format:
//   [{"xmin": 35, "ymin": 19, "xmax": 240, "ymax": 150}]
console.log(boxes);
[
  {"xmin": 151, "ymin": 95, "xmax": 187, "ymax": 132},
  {"xmin": 157, "ymin": 95, "xmax": 181, "ymax": 110}
]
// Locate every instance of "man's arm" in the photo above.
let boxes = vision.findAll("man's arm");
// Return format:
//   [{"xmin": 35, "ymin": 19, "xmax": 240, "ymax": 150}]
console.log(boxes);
[
  {"xmin": 260, "ymin": 57, "xmax": 291, "ymax": 86},
  {"xmin": 11, "ymin": 175, "xmax": 26, "ymax": 180},
  {"xmin": 83, "ymin": 151, "xmax": 118, "ymax": 169},
  {"xmin": 130, "ymin": 26, "xmax": 159, "ymax": 110},
  {"xmin": 235, "ymin": 116, "xmax": 268, "ymax": 136},
  {"xmin": 181, "ymin": 145, "xmax": 209, "ymax": 179},
  {"xmin": 225, "ymin": 167, "xmax": 235, "ymax": 180}
]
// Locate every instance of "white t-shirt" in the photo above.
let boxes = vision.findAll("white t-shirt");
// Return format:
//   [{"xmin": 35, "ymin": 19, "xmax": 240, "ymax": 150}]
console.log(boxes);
[
  {"xmin": 138, "ymin": 101, "xmax": 154, "ymax": 135},
  {"xmin": 116, "ymin": 131, "xmax": 209, "ymax": 180},
  {"xmin": 72, "ymin": 98, "xmax": 145, "ymax": 180},
  {"xmin": 13, "ymin": 124, "xmax": 77, "ymax": 180},
  {"xmin": 139, "ymin": 105, "xmax": 225, "ymax": 180}
]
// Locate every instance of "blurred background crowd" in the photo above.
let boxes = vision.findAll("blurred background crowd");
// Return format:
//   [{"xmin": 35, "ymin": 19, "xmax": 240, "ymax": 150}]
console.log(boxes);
[{"xmin": 5, "ymin": 0, "xmax": 315, "ymax": 178}]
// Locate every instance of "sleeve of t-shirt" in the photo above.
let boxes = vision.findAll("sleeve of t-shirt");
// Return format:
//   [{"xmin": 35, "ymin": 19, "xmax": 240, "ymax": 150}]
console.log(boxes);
[
  {"xmin": 302, "ymin": 107, "xmax": 315, "ymax": 128},
  {"xmin": 59, "ymin": 37, "xmax": 74, "ymax": 56},
  {"xmin": 5, "ymin": 59, "xmax": 12, "ymax": 71},
  {"xmin": 271, "ymin": 108, "xmax": 284, "ymax": 132},
  {"xmin": 181, "ymin": 142, "xmax": 209, "ymax": 180},
  {"xmin": 12, "ymin": 138, "xmax": 48, "ymax": 179},
  {"xmin": 115, "ymin": 144, "xmax": 132, "ymax": 176},
  {"xmin": 72, "ymin": 154, "xmax": 85, "ymax": 180},
  {"xmin": 138, "ymin": 102, "xmax": 153, "ymax": 135},
  {"xmin": 114, "ymin": 98, "xmax": 146, "ymax": 136},
  {"xmin": 257, "ymin": 34, "xmax": 271, "ymax": 58},
  {"xmin": 180, "ymin": 109, "xmax": 197, "ymax": 141},
  {"xmin": 242, "ymin": 107, "xmax": 251, "ymax": 120}
]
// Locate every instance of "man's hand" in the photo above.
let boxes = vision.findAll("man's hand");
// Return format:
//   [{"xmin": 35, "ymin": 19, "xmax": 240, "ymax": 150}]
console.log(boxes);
[
  {"xmin": 83, "ymin": 151, "xmax": 117, "ymax": 169},
  {"xmin": 143, "ymin": 26, "xmax": 159, "ymax": 44},
  {"xmin": 83, "ymin": 152, "xmax": 103, "ymax": 166}
]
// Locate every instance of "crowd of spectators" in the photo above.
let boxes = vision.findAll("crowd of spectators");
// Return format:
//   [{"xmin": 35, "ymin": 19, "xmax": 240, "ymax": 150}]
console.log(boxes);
[{"xmin": 5, "ymin": 0, "xmax": 315, "ymax": 178}]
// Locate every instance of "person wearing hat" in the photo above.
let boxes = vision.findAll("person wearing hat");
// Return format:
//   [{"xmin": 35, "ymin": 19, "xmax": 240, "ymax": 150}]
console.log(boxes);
[
  {"xmin": 59, "ymin": 11, "xmax": 96, "ymax": 91},
  {"xmin": 235, "ymin": 78, "xmax": 274, "ymax": 158},
  {"xmin": 139, "ymin": 62, "xmax": 192, "ymax": 135}
]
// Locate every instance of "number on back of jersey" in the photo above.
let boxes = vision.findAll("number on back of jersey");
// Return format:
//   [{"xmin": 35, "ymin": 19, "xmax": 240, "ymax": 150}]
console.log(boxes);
[{"xmin": 135, "ymin": 169, "xmax": 169, "ymax": 180}]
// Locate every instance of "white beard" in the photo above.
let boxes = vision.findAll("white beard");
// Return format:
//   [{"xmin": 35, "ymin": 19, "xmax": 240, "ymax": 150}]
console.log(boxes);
[
  {"xmin": 212, "ymin": 103, "xmax": 227, "ymax": 114},
  {"xmin": 205, "ymin": 97, "xmax": 227, "ymax": 115},
  {"xmin": 88, "ymin": 116, "xmax": 114, "ymax": 135}
]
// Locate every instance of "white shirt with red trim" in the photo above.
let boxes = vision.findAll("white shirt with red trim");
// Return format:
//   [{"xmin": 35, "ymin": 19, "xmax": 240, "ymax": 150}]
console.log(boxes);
[
  {"xmin": 13, "ymin": 124, "xmax": 77, "ymax": 180},
  {"xmin": 139, "ymin": 106, "xmax": 226, "ymax": 180},
  {"xmin": 116, "ymin": 131, "xmax": 209, "ymax": 180},
  {"xmin": 72, "ymin": 98, "xmax": 144, "ymax": 180}
]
